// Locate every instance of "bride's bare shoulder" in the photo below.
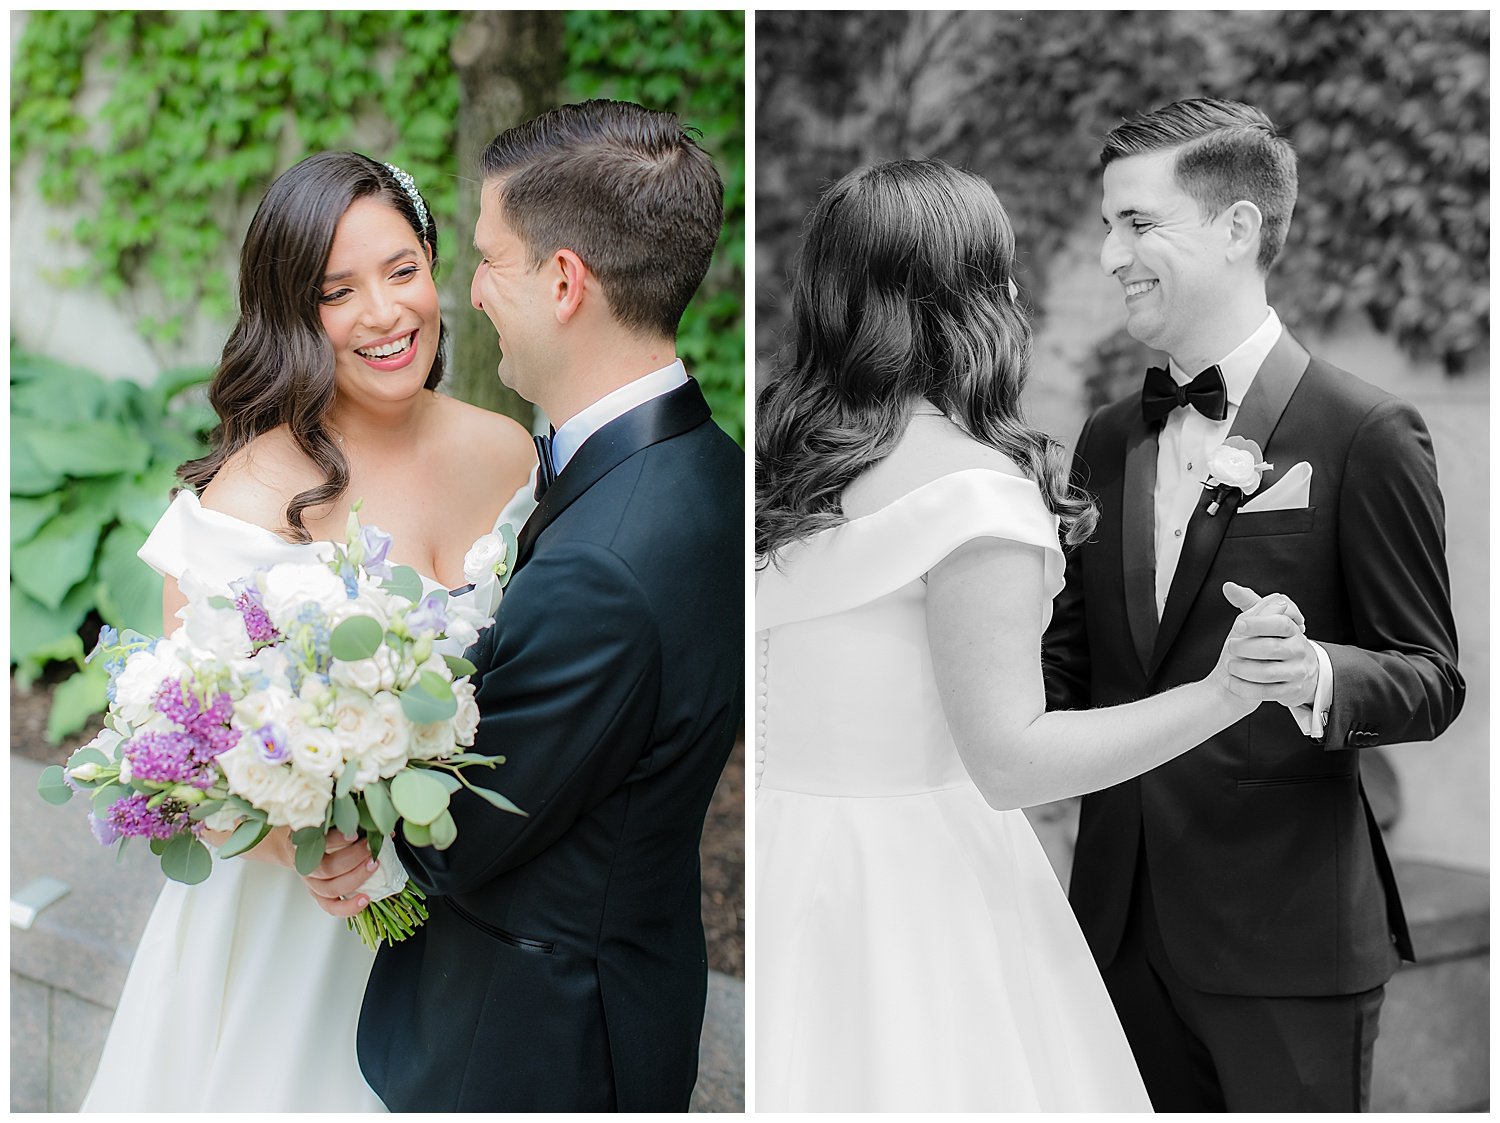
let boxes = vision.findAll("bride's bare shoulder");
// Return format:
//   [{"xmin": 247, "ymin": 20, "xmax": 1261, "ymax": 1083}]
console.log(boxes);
[
  {"xmin": 199, "ymin": 427, "xmax": 317, "ymax": 534},
  {"xmin": 843, "ymin": 405, "xmax": 1026, "ymax": 519}
]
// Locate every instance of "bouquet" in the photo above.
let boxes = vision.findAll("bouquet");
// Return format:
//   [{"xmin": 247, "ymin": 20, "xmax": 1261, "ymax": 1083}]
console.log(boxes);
[{"xmin": 39, "ymin": 508, "xmax": 525, "ymax": 949}]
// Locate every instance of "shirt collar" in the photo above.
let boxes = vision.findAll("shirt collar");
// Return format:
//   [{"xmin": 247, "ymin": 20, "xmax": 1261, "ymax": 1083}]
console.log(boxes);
[
  {"xmin": 1169, "ymin": 307, "xmax": 1282, "ymax": 409},
  {"xmin": 548, "ymin": 359, "xmax": 689, "ymax": 474}
]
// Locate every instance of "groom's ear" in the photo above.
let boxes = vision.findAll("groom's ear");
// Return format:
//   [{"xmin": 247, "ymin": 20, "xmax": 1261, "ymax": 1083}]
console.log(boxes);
[
  {"xmin": 1222, "ymin": 200, "xmax": 1263, "ymax": 266},
  {"xmin": 551, "ymin": 248, "xmax": 590, "ymax": 325}
]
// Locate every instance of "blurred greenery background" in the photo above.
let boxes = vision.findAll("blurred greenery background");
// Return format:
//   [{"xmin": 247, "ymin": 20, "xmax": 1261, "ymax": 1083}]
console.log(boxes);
[{"xmin": 11, "ymin": 10, "xmax": 745, "ymax": 739}]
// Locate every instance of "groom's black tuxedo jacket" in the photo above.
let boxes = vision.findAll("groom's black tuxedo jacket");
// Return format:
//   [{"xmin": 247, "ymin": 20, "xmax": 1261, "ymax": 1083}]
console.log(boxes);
[
  {"xmin": 358, "ymin": 379, "xmax": 743, "ymax": 1111},
  {"xmin": 1043, "ymin": 330, "xmax": 1463, "ymax": 998}
]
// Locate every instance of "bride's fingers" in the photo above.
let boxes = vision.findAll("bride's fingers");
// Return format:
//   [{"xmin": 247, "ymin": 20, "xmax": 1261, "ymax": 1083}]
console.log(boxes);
[
  {"xmin": 309, "ymin": 888, "xmax": 369, "ymax": 918},
  {"xmin": 308, "ymin": 840, "xmax": 374, "ymax": 883}
]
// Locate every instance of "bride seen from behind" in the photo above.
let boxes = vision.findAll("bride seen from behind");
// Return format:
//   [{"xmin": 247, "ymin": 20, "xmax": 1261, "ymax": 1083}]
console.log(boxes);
[
  {"xmin": 754, "ymin": 159, "xmax": 1293, "ymax": 1111},
  {"xmin": 82, "ymin": 152, "xmax": 535, "ymax": 1112}
]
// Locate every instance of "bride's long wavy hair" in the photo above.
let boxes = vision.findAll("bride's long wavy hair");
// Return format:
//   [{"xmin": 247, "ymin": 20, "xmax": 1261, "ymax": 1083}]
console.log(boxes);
[
  {"xmin": 179, "ymin": 152, "xmax": 446, "ymax": 541},
  {"xmin": 756, "ymin": 159, "xmax": 1097, "ymax": 564}
]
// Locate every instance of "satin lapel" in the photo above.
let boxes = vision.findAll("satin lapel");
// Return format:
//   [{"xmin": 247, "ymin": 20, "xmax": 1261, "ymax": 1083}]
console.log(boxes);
[
  {"xmin": 513, "ymin": 379, "xmax": 712, "ymax": 571},
  {"xmin": 1149, "ymin": 329, "xmax": 1312, "ymax": 677},
  {"xmin": 1121, "ymin": 418, "xmax": 1159, "ymax": 676}
]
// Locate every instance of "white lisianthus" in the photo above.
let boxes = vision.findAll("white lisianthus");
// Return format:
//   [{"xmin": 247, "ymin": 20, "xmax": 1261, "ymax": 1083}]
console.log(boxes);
[
  {"xmin": 410, "ymin": 719, "xmax": 456, "ymax": 761},
  {"xmin": 260, "ymin": 563, "xmax": 350, "ymax": 630},
  {"xmin": 452, "ymin": 679, "xmax": 480, "ymax": 747},
  {"xmin": 445, "ymin": 602, "xmax": 493, "ymax": 651},
  {"xmin": 81, "ymin": 726, "xmax": 126, "ymax": 762},
  {"xmin": 289, "ymin": 722, "xmax": 342, "ymax": 778},
  {"xmin": 463, "ymin": 533, "xmax": 506, "ymax": 584}
]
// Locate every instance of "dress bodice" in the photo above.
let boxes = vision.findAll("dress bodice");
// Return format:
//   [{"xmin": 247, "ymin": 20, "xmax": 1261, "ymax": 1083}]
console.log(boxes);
[
  {"xmin": 755, "ymin": 469, "xmax": 1064, "ymax": 798},
  {"xmin": 137, "ymin": 486, "xmax": 535, "ymax": 621}
]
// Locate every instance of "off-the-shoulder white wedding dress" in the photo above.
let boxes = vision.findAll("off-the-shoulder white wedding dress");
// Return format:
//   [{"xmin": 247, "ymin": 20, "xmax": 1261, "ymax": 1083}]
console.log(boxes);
[
  {"xmin": 82, "ymin": 486, "xmax": 532, "ymax": 1112},
  {"xmin": 755, "ymin": 463, "xmax": 1151, "ymax": 1112}
]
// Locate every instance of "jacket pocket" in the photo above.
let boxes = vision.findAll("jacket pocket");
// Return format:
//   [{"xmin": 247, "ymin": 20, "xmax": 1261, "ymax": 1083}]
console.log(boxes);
[
  {"xmin": 1224, "ymin": 506, "xmax": 1316, "ymax": 538},
  {"xmin": 445, "ymin": 897, "xmax": 555, "ymax": 954},
  {"xmin": 1236, "ymin": 771, "xmax": 1346, "ymax": 789}
]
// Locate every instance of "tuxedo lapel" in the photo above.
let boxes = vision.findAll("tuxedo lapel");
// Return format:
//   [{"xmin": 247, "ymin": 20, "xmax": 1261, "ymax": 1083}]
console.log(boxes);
[
  {"xmin": 514, "ymin": 378, "xmax": 713, "ymax": 570},
  {"xmin": 1149, "ymin": 329, "xmax": 1311, "ymax": 677},
  {"xmin": 1121, "ymin": 418, "xmax": 1159, "ymax": 676}
]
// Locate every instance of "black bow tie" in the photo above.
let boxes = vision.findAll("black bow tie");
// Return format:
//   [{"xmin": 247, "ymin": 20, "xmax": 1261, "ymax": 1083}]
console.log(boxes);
[
  {"xmin": 1140, "ymin": 364, "xmax": 1228, "ymax": 424},
  {"xmin": 533, "ymin": 433, "xmax": 557, "ymax": 501}
]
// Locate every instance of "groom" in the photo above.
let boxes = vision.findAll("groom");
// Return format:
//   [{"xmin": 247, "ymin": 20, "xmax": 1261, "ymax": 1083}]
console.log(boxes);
[
  {"xmin": 1042, "ymin": 98, "xmax": 1463, "ymax": 1111},
  {"xmin": 343, "ymin": 101, "xmax": 740, "ymax": 1110}
]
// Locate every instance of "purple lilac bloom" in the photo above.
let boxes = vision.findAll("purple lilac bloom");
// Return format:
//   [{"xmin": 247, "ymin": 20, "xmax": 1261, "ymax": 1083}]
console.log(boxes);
[
  {"xmin": 236, "ymin": 590, "xmax": 279, "ymax": 645},
  {"xmin": 124, "ymin": 730, "xmax": 217, "ymax": 788},
  {"xmin": 88, "ymin": 812, "xmax": 122, "ymax": 847},
  {"xmin": 406, "ymin": 591, "xmax": 448, "ymax": 637},
  {"xmin": 107, "ymin": 792, "xmax": 186, "ymax": 841}
]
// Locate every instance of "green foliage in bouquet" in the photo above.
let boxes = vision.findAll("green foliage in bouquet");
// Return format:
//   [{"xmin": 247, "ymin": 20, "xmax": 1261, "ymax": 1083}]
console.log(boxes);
[{"xmin": 10, "ymin": 348, "xmax": 212, "ymax": 738}]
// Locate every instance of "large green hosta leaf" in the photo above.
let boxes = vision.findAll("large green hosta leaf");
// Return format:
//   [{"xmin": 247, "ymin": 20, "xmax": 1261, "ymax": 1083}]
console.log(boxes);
[{"xmin": 11, "ymin": 508, "xmax": 104, "ymax": 610}]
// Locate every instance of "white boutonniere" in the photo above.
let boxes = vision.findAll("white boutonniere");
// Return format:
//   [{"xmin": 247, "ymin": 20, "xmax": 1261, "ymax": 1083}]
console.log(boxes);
[
  {"xmin": 1202, "ymin": 436, "xmax": 1273, "ymax": 516},
  {"xmin": 461, "ymin": 524, "xmax": 519, "ymax": 617}
]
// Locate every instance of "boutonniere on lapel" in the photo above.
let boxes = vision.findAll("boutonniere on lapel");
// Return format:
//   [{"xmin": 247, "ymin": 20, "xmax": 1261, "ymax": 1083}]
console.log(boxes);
[{"xmin": 1201, "ymin": 436, "xmax": 1273, "ymax": 516}]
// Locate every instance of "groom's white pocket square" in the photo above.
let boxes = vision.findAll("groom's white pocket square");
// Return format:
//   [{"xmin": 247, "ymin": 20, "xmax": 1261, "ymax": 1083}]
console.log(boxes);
[{"xmin": 1240, "ymin": 461, "xmax": 1312, "ymax": 513}]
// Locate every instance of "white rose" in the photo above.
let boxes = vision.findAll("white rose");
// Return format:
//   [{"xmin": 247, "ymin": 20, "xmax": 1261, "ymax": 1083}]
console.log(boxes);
[
  {"xmin": 369, "ymin": 692, "xmax": 414, "ymax": 779},
  {"xmin": 329, "ymin": 646, "xmax": 398, "ymax": 694},
  {"xmin": 330, "ymin": 692, "xmax": 385, "ymax": 787},
  {"xmin": 232, "ymin": 683, "xmax": 297, "ymax": 730},
  {"xmin": 444, "ymin": 602, "xmax": 492, "ymax": 651},
  {"xmin": 463, "ymin": 533, "xmax": 506, "ymax": 584},
  {"xmin": 409, "ymin": 719, "xmax": 455, "ymax": 762},
  {"xmin": 288, "ymin": 722, "xmax": 342, "ymax": 778},
  {"xmin": 273, "ymin": 768, "xmax": 333, "ymax": 831},
  {"xmin": 260, "ymin": 563, "xmax": 350, "ymax": 630},
  {"xmin": 452, "ymin": 679, "xmax": 480, "ymax": 748}
]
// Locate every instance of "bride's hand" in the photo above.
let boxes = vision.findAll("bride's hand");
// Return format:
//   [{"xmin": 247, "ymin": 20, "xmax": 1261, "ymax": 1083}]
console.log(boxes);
[
  {"xmin": 302, "ymin": 831, "xmax": 378, "ymax": 919},
  {"xmin": 1208, "ymin": 581, "xmax": 1305, "ymax": 710}
]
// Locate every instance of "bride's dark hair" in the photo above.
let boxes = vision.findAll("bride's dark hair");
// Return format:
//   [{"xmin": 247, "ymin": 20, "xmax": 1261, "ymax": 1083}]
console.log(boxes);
[
  {"xmin": 756, "ymin": 159, "xmax": 1097, "ymax": 563},
  {"xmin": 179, "ymin": 152, "xmax": 446, "ymax": 541}
]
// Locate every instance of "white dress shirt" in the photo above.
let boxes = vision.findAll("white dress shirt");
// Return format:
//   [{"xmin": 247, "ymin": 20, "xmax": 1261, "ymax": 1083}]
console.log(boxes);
[
  {"xmin": 1152, "ymin": 308, "xmax": 1333, "ymax": 737},
  {"xmin": 547, "ymin": 359, "xmax": 689, "ymax": 475}
]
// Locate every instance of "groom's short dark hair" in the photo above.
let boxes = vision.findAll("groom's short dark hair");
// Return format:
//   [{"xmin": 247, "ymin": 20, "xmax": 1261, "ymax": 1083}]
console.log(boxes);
[
  {"xmin": 480, "ymin": 99, "xmax": 724, "ymax": 339},
  {"xmin": 1101, "ymin": 97, "xmax": 1298, "ymax": 272}
]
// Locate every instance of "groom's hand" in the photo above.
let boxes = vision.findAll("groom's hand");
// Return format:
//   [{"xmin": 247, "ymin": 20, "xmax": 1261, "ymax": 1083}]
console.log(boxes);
[
  {"xmin": 1220, "ymin": 582, "xmax": 1319, "ymax": 706},
  {"xmin": 301, "ymin": 831, "xmax": 376, "ymax": 919}
]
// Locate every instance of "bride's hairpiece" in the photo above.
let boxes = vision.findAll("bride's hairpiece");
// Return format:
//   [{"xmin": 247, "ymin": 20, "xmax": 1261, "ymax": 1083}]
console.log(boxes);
[{"xmin": 384, "ymin": 162, "xmax": 430, "ymax": 231}]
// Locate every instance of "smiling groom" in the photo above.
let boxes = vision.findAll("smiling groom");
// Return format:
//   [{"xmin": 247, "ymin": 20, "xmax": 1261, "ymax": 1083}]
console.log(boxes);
[
  {"xmin": 353, "ymin": 100, "xmax": 742, "ymax": 1111},
  {"xmin": 1042, "ymin": 98, "xmax": 1463, "ymax": 1112}
]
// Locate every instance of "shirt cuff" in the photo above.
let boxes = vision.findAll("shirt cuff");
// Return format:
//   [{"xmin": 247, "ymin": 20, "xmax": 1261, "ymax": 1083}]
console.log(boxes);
[{"xmin": 1283, "ymin": 639, "xmax": 1334, "ymax": 738}]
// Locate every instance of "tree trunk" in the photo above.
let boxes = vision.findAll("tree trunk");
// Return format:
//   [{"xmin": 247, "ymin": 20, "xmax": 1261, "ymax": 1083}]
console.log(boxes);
[{"xmin": 447, "ymin": 12, "xmax": 565, "ymax": 422}]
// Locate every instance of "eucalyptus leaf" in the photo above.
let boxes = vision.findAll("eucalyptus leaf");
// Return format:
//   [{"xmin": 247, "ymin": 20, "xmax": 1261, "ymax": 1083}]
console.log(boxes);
[
  {"xmin": 468, "ymin": 785, "xmax": 528, "ymax": 818},
  {"xmin": 66, "ymin": 744, "xmax": 110, "ymax": 770},
  {"xmin": 382, "ymin": 565, "xmax": 424, "ymax": 604},
  {"xmin": 92, "ymin": 784, "xmax": 130, "ymax": 817},
  {"xmin": 335, "ymin": 762, "xmax": 357, "ymax": 799},
  {"xmin": 218, "ymin": 819, "xmax": 271, "ymax": 859},
  {"xmin": 149, "ymin": 837, "xmax": 170, "ymax": 856},
  {"xmin": 442, "ymin": 653, "xmax": 477, "ymax": 678},
  {"xmin": 333, "ymin": 793, "xmax": 359, "ymax": 837},
  {"xmin": 363, "ymin": 781, "xmax": 398, "ymax": 836},
  {"xmin": 497, "ymin": 523, "xmax": 518, "ymax": 589},
  {"xmin": 428, "ymin": 809, "xmax": 457, "ymax": 850},
  {"xmin": 402, "ymin": 819, "xmax": 432, "ymax": 848},
  {"xmin": 292, "ymin": 827, "xmax": 327, "ymax": 876},
  {"xmin": 37, "ymin": 765, "xmax": 74, "ymax": 806},
  {"xmin": 420, "ymin": 769, "xmax": 462, "ymax": 794},
  {"xmin": 329, "ymin": 615, "xmax": 383, "ymax": 662},
  {"xmin": 389, "ymin": 769, "xmax": 450, "ymax": 826},
  {"xmin": 161, "ymin": 835, "xmax": 213, "ymax": 884},
  {"xmin": 189, "ymin": 798, "xmax": 225, "ymax": 822},
  {"xmin": 399, "ymin": 684, "xmax": 456, "ymax": 725}
]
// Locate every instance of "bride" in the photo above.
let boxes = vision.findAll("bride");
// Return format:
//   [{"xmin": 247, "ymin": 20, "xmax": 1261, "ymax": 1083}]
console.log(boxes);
[
  {"xmin": 754, "ymin": 159, "xmax": 1293, "ymax": 1111},
  {"xmin": 82, "ymin": 152, "xmax": 536, "ymax": 1111}
]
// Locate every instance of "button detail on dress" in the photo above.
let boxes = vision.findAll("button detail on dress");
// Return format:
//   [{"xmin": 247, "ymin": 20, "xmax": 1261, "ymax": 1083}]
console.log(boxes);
[{"xmin": 1174, "ymin": 528, "xmax": 1183, "ymax": 537}]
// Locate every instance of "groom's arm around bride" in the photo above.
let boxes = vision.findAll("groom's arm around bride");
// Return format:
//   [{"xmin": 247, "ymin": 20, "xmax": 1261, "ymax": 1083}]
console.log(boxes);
[{"xmin": 349, "ymin": 101, "xmax": 742, "ymax": 1112}]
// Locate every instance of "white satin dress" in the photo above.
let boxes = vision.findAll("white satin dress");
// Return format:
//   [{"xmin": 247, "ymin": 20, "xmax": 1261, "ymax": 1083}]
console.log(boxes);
[
  {"xmin": 82, "ymin": 485, "xmax": 533, "ymax": 1112},
  {"xmin": 755, "ymin": 468, "xmax": 1152, "ymax": 1112}
]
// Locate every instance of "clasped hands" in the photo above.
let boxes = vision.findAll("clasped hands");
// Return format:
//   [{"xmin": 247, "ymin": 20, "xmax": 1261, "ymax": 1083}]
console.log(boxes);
[{"xmin": 1214, "ymin": 581, "xmax": 1320, "ymax": 708}]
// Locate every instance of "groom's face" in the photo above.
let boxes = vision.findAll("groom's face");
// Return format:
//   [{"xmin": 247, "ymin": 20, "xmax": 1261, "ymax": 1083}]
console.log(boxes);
[
  {"xmin": 1100, "ymin": 149, "xmax": 1230, "ymax": 362},
  {"xmin": 471, "ymin": 184, "xmax": 554, "ymax": 399}
]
